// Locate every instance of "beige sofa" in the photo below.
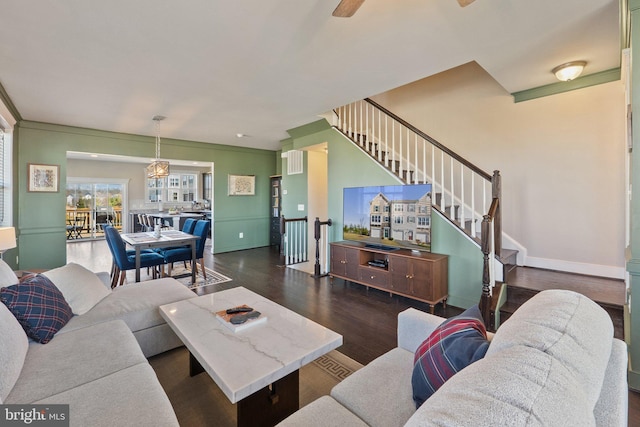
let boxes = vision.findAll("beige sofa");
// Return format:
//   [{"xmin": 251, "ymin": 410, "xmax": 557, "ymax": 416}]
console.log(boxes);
[
  {"xmin": 0, "ymin": 262, "xmax": 196, "ymax": 426},
  {"xmin": 279, "ymin": 289, "xmax": 628, "ymax": 426}
]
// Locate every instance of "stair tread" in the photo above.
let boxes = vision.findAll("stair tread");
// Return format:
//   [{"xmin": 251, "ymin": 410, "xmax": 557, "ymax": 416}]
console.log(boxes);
[{"xmin": 507, "ymin": 267, "xmax": 625, "ymax": 307}]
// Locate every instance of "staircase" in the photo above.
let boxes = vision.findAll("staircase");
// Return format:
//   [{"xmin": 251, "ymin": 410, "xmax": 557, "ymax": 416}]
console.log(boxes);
[
  {"xmin": 333, "ymin": 98, "xmax": 514, "ymax": 282},
  {"xmin": 332, "ymin": 98, "xmax": 625, "ymax": 334}
]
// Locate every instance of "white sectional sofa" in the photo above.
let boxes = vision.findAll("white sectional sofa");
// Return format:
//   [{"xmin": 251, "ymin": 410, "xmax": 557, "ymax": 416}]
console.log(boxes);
[
  {"xmin": 279, "ymin": 289, "xmax": 629, "ymax": 427},
  {"xmin": 0, "ymin": 262, "xmax": 196, "ymax": 426}
]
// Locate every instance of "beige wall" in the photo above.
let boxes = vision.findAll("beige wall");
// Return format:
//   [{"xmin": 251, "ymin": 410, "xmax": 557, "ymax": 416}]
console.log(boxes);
[{"xmin": 371, "ymin": 62, "xmax": 626, "ymax": 277}]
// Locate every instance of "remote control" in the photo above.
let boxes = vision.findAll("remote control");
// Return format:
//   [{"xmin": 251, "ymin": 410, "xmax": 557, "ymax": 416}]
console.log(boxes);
[
  {"xmin": 226, "ymin": 306, "xmax": 254, "ymax": 314},
  {"xmin": 230, "ymin": 311, "xmax": 262, "ymax": 324}
]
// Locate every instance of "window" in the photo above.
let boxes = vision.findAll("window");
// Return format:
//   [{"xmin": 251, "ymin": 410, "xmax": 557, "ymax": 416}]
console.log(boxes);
[
  {"xmin": 394, "ymin": 203, "xmax": 404, "ymax": 212},
  {"xmin": 418, "ymin": 216, "xmax": 430, "ymax": 226},
  {"xmin": 145, "ymin": 171, "xmax": 198, "ymax": 205},
  {"xmin": 0, "ymin": 127, "xmax": 13, "ymax": 226},
  {"xmin": 371, "ymin": 214, "xmax": 381, "ymax": 224},
  {"xmin": 394, "ymin": 216, "xmax": 404, "ymax": 224},
  {"xmin": 0, "ymin": 106, "xmax": 15, "ymax": 227}
]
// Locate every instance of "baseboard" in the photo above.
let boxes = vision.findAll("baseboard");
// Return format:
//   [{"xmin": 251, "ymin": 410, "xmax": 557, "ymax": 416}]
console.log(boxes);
[{"xmin": 524, "ymin": 256, "xmax": 625, "ymax": 279}]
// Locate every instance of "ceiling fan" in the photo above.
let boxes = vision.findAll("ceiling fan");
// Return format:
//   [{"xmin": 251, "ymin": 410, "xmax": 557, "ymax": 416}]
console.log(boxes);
[{"xmin": 332, "ymin": 0, "xmax": 476, "ymax": 18}]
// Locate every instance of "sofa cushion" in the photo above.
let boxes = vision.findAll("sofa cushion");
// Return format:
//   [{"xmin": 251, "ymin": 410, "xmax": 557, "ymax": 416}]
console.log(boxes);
[
  {"xmin": 331, "ymin": 347, "xmax": 417, "ymax": 427},
  {"xmin": 487, "ymin": 289, "xmax": 613, "ymax": 411},
  {"xmin": 5, "ymin": 319, "xmax": 147, "ymax": 404},
  {"xmin": 43, "ymin": 262, "xmax": 111, "ymax": 315},
  {"xmin": 58, "ymin": 278, "xmax": 195, "ymax": 335},
  {"xmin": 406, "ymin": 345, "xmax": 596, "ymax": 426},
  {"xmin": 33, "ymin": 363, "xmax": 179, "ymax": 426},
  {"xmin": 0, "ymin": 302, "xmax": 29, "ymax": 403},
  {"xmin": 1, "ymin": 274, "xmax": 73, "ymax": 344},
  {"xmin": 277, "ymin": 396, "xmax": 368, "ymax": 427},
  {"xmin": 411, "ymin": 304, "xmax": 489, "ymax": 407}
]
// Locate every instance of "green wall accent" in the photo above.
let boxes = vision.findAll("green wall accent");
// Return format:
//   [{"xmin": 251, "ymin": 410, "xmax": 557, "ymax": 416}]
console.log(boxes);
[
  {"xmin": 512, "ymin": 68, "xmax": 621, "ymax": 103},
  {"xmin": 283, "ymin": 122, "xmax": 484, "ymax": 309},
  {"xmin": 627, "ymin": 0, "xmax": 640, "ymax": 391},
  {"xmin": 15, "ymin": 121, "xmax": 277, "ymax": 269},
  {"xmin": 430, "ymin": 211, "xmax": 483, "ymax": 309}
]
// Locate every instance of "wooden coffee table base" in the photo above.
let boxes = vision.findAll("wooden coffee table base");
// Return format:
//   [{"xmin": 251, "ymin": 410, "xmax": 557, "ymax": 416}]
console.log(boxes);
[{"xmin": 190, "ymin": 352, "xmax": 299, "ymax": 427}]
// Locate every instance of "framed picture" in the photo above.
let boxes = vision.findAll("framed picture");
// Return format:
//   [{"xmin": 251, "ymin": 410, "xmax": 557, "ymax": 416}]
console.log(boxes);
[
  {"xmin": 28, "ymin": 163, "xmax": 60, "ymax": 193},
  {"xmin": 228, "ymin": 174, "xmax": 255, "ymax": 196}
]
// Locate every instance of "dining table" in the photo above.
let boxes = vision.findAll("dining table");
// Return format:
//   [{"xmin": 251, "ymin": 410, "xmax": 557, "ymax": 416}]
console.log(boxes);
[{"xmin": 120, "ymin": 230, "xmax": 200, "ymax": 284}]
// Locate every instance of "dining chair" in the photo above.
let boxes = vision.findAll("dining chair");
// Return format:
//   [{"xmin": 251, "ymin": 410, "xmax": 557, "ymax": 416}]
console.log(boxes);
[
  {"xmin": 66, "ymin": 216, "xmax": 86, "ymax": 239},
  {"xmin": 104, "ymin": 226, "xmax": 166, "ymax": 287},
  {"xmin": 104, "ymin": 225, "xmax": 157, "ymax": 287},
  {"xmin": 158, "ymin": 219, "xmax": 210, "ymax": 278},
  {"xmin": 182, "ymin": 218, "xmax": 198, "ymax": 234}
]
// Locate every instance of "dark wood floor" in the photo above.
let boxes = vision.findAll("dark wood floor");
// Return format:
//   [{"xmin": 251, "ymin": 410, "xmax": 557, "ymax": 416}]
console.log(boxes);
[{"xmin": 67, "ymin": 241, "xmax": 639, "ymax": 425}]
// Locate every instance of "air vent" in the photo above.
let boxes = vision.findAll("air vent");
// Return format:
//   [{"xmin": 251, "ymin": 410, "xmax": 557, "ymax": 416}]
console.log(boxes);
[{"xmin": 286, "ymin": 150, "xmax": 303, "ymax": 175}]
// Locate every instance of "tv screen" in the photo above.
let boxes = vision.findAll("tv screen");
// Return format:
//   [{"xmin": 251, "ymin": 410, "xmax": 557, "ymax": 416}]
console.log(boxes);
[{"xmin": 343, "ymin": 183, "xmax": 432, "ymax": 251}]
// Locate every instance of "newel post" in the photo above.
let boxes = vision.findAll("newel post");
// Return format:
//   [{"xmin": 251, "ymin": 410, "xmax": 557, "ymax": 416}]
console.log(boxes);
[
  {"xmin": 479, "ymin": 214, "xmax": 492, "ymax": 329},
  {"xmin": 492, "ymin": 170, "xmax": 502, "ymax": 257}
]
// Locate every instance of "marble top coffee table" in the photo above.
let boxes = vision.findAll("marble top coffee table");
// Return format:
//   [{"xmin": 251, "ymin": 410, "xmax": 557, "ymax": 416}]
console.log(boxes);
[{"xmin": 159, "ymin": 286, "xmax": 343, "ymax": 426}]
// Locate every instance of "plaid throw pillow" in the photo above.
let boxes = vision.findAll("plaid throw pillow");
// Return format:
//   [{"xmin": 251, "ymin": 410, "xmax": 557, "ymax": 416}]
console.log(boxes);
[
  {"xmin": 411, "ymin": 305, "xmax": 489, "ymax": 408},
  {"xmin": 0, "ymin": 273, "xmax": 73, "ymax": 344}
]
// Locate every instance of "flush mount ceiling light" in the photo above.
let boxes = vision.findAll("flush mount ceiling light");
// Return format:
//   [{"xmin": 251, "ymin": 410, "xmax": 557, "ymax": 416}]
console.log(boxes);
[
  {"xmin": 147, "ymin": 115, "xmax": 170, "ymax": 179},
  {"xmin": 552, "ymin": 61, "xmax": 587, "ymax": 82}
]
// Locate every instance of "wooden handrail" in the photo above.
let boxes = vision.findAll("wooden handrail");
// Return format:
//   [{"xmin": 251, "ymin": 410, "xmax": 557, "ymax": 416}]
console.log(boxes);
[
  {"xmin": 280, "ymin": 215, "xmax": 308, "ymax": 233},
  {"xmin": 363, "ymin": 98, "xmax": 492, "ymax": 181}
]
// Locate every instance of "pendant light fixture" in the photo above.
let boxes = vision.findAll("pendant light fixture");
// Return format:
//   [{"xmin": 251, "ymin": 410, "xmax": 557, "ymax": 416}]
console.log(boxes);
[{"xmin": 147, "ymin": 115, "xmax": 170, "ymax": 178}]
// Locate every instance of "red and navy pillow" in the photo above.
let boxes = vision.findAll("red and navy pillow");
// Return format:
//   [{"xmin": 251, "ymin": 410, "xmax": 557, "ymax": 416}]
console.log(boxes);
[
  {"xmin": 411, "ymin": 304, "xmax": 489, "ymax": 408},
  {"xmin": 0, "ymin": 273, "xmax": 73, "ymax": 344}
]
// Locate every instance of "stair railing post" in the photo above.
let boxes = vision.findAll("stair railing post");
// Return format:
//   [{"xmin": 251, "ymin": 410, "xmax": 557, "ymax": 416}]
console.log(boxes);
[
  {"xmin": 480, "ymin": 214, "xmax": 492, "ymax": 329},
  {"xmin": 312, "ymin": 217, "xmax": 333, "ymax": 278},
  {"xmin": 492, "ymin": 170, "xmax": 502, "ymax": 256}
]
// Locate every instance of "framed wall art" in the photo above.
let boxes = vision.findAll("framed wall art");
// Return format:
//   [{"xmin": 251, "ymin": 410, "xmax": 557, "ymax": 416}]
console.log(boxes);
[
  {"xmin": 28, "ymin": 163, "xmax": 60, "ymax": 193},
  {"xmin": 228, "ymin": 174, "xmax": 255, "ymax": 196}
]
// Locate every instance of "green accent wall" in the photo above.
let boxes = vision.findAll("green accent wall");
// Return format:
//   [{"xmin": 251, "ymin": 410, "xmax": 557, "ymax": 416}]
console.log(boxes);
[
  {"xmin": 280, "ymin": 138, "xmax": 309, "ymax": 221},
  {"xmin": 430, "ymin": 211, "xmax": 483, "ymax": 308},
  {"xmin": 627, "ymin": 0, "xmax": 640, "ymax": 391},
  {"xmin": 15, "ymin": 121, "xmax": 277, "ymax": 269},
  {"xmin": 282, "ymin": 120, "xmax": 484, "ymax": 309}
]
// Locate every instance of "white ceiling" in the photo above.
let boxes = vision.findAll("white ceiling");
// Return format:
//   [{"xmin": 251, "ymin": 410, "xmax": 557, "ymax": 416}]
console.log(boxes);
[{"xmin": 0, "ymin": 0, "xmax": 621, "ymax": 151}]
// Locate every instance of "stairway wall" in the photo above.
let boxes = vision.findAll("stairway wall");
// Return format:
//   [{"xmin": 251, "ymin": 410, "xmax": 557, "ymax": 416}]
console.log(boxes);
[
  {"xmin": 371, "ymin": 61, "xmax": 626, "ymax": 278},
  {"xmin": 283, "ymin": 121, "xmax": 483, "ymax": 309}
]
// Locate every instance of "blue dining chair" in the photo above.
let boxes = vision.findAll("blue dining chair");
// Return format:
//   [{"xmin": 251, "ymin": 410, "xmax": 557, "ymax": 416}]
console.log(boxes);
[
  {"xmin": 182, "ymin": 218, "xmax": 198, "ymax": 234},
  {"xmin": 104, "ymin": 225, "xmax": 157, "ymax": 286},
  {"xmin": 151, "ymin": 217, "xmax": 199, "ymax": 256},
  {"xmin": 158, "ymin": 219, "xmax": 210, "ymax": 279},
  {"xmin": 104, "ymin": 226, "xmax": 166, "ymax": 287}
]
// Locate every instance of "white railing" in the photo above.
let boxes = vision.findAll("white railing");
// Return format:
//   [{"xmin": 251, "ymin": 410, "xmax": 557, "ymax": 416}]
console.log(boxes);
[
  {"xmin": 335, "ymin": 98, "xmax": 495, "ymax": 240},
  {"xmin": 282, "ymin": 216, "xmax": 308, "ymax": 266}
]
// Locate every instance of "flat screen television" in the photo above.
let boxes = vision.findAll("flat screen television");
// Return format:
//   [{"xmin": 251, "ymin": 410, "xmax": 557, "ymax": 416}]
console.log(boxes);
[{"xmin": 343, "ymin": 183, "xmax": 432, "ymax": 252}]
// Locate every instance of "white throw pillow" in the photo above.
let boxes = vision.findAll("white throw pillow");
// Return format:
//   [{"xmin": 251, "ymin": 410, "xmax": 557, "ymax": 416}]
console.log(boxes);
[
  {"xmin": 0, "ymin": 258, "xmax": 19, "ymax": 287},
  {"xmin": 43, "ymin": 263, "xmax": 111, "ymax": 315}
]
